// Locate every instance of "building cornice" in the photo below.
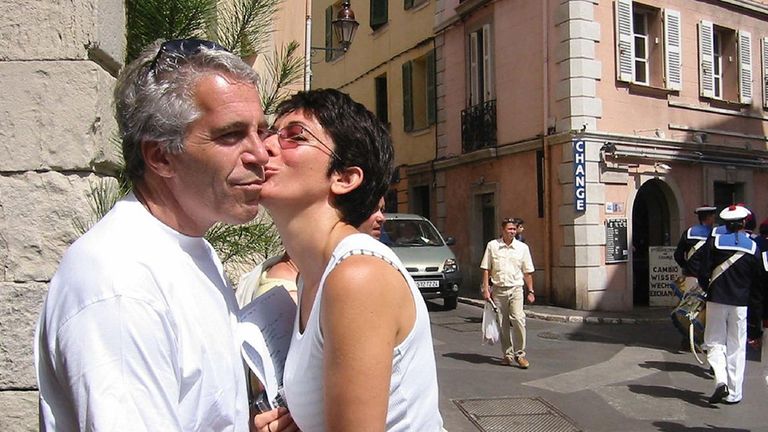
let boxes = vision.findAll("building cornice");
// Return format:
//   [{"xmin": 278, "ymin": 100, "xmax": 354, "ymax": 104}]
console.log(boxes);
[{"xmin": 718, "ymin": 0, "xmax": 768, "ymax": 16}]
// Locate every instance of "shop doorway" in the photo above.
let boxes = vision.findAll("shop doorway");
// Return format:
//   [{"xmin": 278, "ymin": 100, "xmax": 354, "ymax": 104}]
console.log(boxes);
[{"xmin": 631, "ymin": 179, "xmax": 673, "ymax": 305}]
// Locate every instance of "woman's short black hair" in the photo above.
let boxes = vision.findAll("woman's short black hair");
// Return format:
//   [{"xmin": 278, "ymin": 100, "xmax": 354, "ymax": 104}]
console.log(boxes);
[{"xmin": 275, "ymin": 89, "xmax": 394, "ymax": 227}]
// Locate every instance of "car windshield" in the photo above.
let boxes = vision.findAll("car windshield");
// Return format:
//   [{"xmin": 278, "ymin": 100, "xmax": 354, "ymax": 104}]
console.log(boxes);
[{"xmin": 381, "ymin": 219, "xmax": 444, "ymax": 247}]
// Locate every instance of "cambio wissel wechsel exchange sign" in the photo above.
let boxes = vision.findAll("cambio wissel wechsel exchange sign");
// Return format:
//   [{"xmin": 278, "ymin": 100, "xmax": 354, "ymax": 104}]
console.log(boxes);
[{"xmin": 573, "ymin": 139, "xmax": 586, "ymax": 211}]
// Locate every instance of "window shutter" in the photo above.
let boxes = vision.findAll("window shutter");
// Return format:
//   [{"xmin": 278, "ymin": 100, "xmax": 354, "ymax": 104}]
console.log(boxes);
[
  {"xmin": 482, "ymin": 24, "xmax": 493, "ymax": 101},
  {"xmin": 402, "ymin": 61, "xmax": 414, "ymax": 132},
  {"xmin": 763, "ymin": 37, "xmax": 768, "ymax": 108},
  {"xmin": 404, "ymin": 0, "xmax": 413, "ymax": 10},
  {"xmin": 664, "ymin": 9, "xmax": 682, "ymax": 91},
  {"xmin": 371, "ymin": 0, "xmax": 388, "ymax": 30},
  {"xmin": 698, "ymin": 20, "xmax": 714, "ymax": 98},
  {"xmin": 469, "ymin": 31, "xmax": 479, "ymax": 106},
  {"xmin": 615, "ymin": 0, "xmax": 634, "ymax": 82},
  {"xmin": 325, "ymin": 6, "xmax": 333, "ymax": 62},
  {"xmin": 426, "ymin": 49, "xmax": 436, "ymax": 125},
  {"xmin": 738, "ymin": 30, "xmax": 753, "ymax": 104}
]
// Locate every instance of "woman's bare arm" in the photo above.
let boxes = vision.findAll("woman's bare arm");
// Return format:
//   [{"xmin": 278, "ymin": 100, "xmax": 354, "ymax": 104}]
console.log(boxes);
[{"xmin": 320, "ymin": 255, "xmax": 416, "ymax": 431}]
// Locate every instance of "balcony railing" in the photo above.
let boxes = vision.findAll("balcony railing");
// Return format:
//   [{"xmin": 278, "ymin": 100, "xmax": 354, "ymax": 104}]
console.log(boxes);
[{"xmin": 461, "ymin": 100, "xmax": 497, "ymax": 153}]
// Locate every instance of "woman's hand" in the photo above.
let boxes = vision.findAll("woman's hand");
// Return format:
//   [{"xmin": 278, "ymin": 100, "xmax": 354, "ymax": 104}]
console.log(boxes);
[{"xmin": 252, "ymin": 407, "xmax": 298, "ymax": 432}]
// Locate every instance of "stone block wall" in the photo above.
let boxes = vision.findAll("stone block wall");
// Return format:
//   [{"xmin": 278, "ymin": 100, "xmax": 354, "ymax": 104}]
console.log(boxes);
[{"xmin": 0, "ymin": 1, "xmax": 124, "ymax": 430}]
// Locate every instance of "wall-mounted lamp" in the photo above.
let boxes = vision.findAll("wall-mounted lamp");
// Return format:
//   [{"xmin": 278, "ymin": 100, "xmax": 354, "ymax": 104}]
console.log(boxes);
[
  {"xmin": 654, "ymin": 162, "xmax": 672, "ymax": 172},
  {"xmin": 304, "ymin": 1, "xmax": 360, "ymax": 90}
]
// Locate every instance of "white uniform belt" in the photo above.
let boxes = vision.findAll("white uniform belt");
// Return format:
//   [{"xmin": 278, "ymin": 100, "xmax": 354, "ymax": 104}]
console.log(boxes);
[{"xmin": 709, "ymin": 252, "xmax": 745, "ymax": 284}]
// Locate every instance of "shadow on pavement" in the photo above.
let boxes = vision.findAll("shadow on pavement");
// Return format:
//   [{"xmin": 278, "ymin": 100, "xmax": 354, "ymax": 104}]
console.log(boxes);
[
  {"xmin": 442, "ymin": 352, "xmax": 500, "ymax": 365},
  {"xmin": 652, "ymin": 421, "xmax": 751, "ymax": 432},
  {"xmin": 627, "ymin": 384, "xmax": 712, "ymax": 408},
  {"xmin": 638, "ymin": 360, "xmax": 712, "ymax": 379}
]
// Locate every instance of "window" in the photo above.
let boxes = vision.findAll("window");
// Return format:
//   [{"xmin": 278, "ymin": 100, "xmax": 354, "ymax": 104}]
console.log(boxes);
[
  {"xmin": 325, "ymin": 3, "xmax": 343, "ymax": 62},
  {"xmin": 615, "ymin": 0, "xmax": 681, "ymax": 90},
  {"xmin": 468, "ymin": 24, "xmax": 493, "ymax": 106},
  {"xmin": 404, "ymin": 0, "xmax": 427, "ymax": 11},
  {"xmin": 633, "ymin": 11, "xmax": 649, "ymax": 84},
  {"xmin": 375, "ymin": 74, "xmax": 389, "ymax": 126},
  {"xmin": 699, "ymin": 21, "xmax": 752, "ymax": 103},
  {"xmin": 370, "ymin": 0, "xmax": 388, "ymax": 30},
  {"xmin": 402, "ymin": 50, "xmax": 436, "ymax": 131},
  {"xmin": 713, "ymin": 181, "xmax": 745, "ymax": 222}
]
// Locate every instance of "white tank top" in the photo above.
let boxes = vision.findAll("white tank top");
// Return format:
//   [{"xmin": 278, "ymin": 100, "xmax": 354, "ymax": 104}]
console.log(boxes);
[{"xmin": 282, "ymin": 234, "xmax": 443, "ymax": 432}]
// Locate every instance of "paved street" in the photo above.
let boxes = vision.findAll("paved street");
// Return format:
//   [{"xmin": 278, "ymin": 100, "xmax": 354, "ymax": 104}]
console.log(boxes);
[{"xmin": 429, "ymin": 301, "xmax": 768, "ymax": 432}]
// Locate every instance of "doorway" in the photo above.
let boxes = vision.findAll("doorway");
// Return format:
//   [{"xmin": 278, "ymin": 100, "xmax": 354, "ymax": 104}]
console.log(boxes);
[{"xmin": 631, "ymin": 179, "xmax": 672, "ymax": 306}]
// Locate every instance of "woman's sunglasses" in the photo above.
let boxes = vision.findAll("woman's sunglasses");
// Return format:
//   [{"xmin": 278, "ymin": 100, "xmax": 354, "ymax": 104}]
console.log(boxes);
[{"xmin": 259, "ymin": 123, "xmax": 340, "ymax": 161}]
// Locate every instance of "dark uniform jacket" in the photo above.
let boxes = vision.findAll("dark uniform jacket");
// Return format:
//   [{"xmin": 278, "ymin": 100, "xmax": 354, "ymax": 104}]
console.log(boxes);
[
  {"xmin": 699, "ymin": 230, "xmax": 762, "ymax": 338},
  {"xmin": 674, "ymin": 224, "xmax": 711, "ymax": 277}
]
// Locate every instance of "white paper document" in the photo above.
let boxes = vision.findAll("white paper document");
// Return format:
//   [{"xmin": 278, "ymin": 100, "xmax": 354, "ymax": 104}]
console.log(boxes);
[{"xmin": 237, "ymin": 286, "xmax": 297, "ymax": 409}]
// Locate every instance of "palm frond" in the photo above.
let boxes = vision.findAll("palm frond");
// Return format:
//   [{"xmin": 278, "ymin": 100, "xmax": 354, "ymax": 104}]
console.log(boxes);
[
  {"xmin": 215, "ymin": 0, "xmax": 282, "ymax": 57},
  {"xmin": 126, "ymin": 0, "xmax": 218, "ymax": 61},
  {"xmin": 206, "ymin": 218, "xmax": 283, "ymax": 267},
  {"xmin": 259, "ymin": 41, "xmax": 305, "ymax": 114}
]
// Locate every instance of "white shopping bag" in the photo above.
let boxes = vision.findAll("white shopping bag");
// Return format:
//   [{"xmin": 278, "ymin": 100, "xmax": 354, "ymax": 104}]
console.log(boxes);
[{"xmin": 482, "ymin": 300, "xmax": 500, "ymax": 345}]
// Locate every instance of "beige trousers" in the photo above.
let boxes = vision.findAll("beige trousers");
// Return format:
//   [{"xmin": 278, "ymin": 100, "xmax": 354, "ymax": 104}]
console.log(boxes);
[{"xmin": 492, "ymin": 286, "xmax": 526, "ymax": 359}]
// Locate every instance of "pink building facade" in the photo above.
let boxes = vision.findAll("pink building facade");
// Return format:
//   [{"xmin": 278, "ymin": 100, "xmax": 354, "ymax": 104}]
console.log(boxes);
[{"xmin": 429, "ymin": 0, "xmax": 768, "ymax": 310}]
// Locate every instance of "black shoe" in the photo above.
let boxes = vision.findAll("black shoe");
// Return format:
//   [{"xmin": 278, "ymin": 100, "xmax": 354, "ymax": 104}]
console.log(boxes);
[
  {"xmin": 709, "ymin": 384, "xmax": 729, "ymax": 404},
  {"xmin": 722, "ymin": 399, "xmax": 741, "ymax": 405}
]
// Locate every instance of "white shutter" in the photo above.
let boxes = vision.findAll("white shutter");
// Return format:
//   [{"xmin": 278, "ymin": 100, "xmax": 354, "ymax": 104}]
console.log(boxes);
[
  {"xmin": 615, "ymin": 0, "xmax": 634, "ymax": 82},
  {"xmin": 482, "ymin": 24, "xmax": 493, "ymax": 101},
  {"xmin": 699, "ymin": 20, "xmax": 715, "ymax": 98},
  {"xmin": 470, "ymin": 31, "xmax": 479, "ymax": 106},
  {"xmin": 738, "ymin": 30, "xmax": 753, "ymax": 104},
  {"xmin": 664, "ymin": 9, "xmax": 682, "ymax": 90},
  {"xmin": 763, "ymin": 37, "xmax": 768, "ymax": 108}
]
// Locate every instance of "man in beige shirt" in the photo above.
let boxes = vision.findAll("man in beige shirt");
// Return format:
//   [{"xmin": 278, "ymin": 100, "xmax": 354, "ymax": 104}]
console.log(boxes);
[{"xmin": 481, "ymin": 218, "xmax": 535, "ymax": 368}]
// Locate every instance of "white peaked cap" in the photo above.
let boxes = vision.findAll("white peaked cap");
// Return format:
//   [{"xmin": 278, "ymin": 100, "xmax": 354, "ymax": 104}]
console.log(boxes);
[{"xmin": 719, "ymin": 205, "xmax": 750, "ymax": 221}]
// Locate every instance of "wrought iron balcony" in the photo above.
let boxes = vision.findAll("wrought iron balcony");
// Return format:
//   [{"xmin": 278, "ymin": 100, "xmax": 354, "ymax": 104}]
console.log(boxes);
[{"xmin": 461, "ymin": 100, "xmax": 496, "ymax": 153}]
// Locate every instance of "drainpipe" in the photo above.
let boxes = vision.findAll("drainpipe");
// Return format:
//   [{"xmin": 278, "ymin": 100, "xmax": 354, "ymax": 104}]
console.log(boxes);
[
  {"xmin": 304, "ymin": 0, "xmax": 312, "ymax": 91},
  {"xmin": 542, "ymin": 0, "xmax": 552, "ymax": 303}
]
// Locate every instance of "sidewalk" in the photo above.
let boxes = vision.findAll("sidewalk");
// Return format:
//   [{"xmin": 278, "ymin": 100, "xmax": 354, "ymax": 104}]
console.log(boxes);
[{"xmin": 458, "ymin": 297, "xmax": 671, "ymax": 325}]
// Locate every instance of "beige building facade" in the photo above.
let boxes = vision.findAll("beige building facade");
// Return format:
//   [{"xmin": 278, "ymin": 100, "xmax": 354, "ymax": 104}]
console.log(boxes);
[
  {"xmin": 310, "ymin": 0, "xmax": 439, "ymax": 214},
  {"xmin": 434, "ymin": 0, "xmax": 768, "ymax": 311}
]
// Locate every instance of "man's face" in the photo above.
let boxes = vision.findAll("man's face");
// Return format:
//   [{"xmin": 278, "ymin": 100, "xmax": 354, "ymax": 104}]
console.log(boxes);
[
  {"xmin": 501, "ymin": 222, "xmax": 518, "ymax": 241},
  {"xmin": 359, "ymin": 198, "xmax": 386, "ymax": 239},
  {"xmin": 166, "ymin": 74, "xmax": 268, "ymax": 235}
]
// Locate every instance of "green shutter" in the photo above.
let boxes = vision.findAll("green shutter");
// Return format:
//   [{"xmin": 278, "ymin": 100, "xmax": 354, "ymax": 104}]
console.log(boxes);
[
  {"xmin": 325, "ymin": 6, "xmax": 333, "ymax": 62},
  {"xmin": 404, "ymin": 0, "xmax": 414, "ymax": 10},
  {"xmin": 402, "ymin": 61, "xmax": 414, "ymax": 132},
  {"xmin": 371, "ymin": 0, "xmax": 388, "ymax": 30},
  {"xmin": 426, "ymin": 49, "xmax": 436, "ymax": 125}
]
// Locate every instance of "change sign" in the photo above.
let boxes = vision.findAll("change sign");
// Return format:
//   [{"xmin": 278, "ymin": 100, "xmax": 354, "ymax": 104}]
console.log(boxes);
[{"xmin": 573, "ymin": 139, "xmax": 586, "ymax": 212}]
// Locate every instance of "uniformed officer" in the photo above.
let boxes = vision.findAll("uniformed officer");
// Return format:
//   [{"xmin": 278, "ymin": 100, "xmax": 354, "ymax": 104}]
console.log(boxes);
[{"xmin": 700, "ymin": 204, "xmax": 763, "ymax": 404}]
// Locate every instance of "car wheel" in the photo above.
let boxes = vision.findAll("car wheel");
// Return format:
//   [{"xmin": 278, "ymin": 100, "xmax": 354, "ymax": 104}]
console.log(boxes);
[{"xmin": 444, "ymin": 296, "xmax": 458, "ymax": 310}]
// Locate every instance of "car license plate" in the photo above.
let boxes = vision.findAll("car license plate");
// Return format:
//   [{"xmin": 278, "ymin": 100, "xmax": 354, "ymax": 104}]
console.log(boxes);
[{"xmin": 416, "ymin": 280, "xmax": 440, "ymax": 288}]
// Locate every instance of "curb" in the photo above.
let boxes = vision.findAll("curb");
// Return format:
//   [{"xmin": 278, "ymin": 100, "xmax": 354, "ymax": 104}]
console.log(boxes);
[{"xmin": 458, "ymin": 297, "xmax": 669, "ymax": 325}]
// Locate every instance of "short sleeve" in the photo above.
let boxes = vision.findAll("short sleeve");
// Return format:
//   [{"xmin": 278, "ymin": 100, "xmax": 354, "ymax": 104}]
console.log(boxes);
[
  {"xmin": 522, "ymin": 247, "xmax": 535, "ymax": 274},
  {"xmin": 480, "ymin": 242, "xmax": 492, "ymax": 270}
]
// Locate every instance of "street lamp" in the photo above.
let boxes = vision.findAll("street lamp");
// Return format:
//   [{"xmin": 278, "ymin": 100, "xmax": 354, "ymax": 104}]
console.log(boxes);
[{"xmin": 304, "ymin": 0, "xmax": 360, "ymax": 90}]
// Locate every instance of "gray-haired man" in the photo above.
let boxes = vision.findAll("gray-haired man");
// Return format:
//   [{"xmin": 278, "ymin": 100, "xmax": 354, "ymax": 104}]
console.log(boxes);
[{"xmin": 35, "ymin": 39, "xmax": 268, "ymax": 431}]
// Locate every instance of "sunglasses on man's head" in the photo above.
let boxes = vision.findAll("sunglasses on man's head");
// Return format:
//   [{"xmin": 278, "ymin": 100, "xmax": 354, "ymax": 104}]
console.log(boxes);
[
  {"xmin": 148, "ymin": 38, "xmax": 229, "ymax": 74},
  {"xmin": 259, "ymin": 123, "xmax": 340, "ymax": 161}
]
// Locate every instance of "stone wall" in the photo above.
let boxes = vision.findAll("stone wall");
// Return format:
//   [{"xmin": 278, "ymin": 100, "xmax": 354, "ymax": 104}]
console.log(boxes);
[{"xmin": 0, "ymin": 1, "xmax": 124, "ymax": 430}]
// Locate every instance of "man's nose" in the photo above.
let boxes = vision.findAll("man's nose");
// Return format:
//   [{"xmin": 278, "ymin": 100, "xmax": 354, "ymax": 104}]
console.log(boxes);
[{"xmin": 243, "ymin": 131, "xmax": 269, "ymax": 165}]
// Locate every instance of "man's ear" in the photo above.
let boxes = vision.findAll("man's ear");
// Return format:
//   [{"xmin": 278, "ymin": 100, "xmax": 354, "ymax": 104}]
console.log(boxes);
[
  {"xmin": 330, "ymin": 166, "xmax": 364, "ymax": 196},
  {"xmin": 141, "ymin": 140, "xmax": 175, "ymax": 178}
]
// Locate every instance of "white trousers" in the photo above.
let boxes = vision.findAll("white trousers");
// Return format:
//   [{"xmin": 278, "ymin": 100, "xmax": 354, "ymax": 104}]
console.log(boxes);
[{"xmin": 704, "ymin": 302, "xmax": 747, "ymax": 403}]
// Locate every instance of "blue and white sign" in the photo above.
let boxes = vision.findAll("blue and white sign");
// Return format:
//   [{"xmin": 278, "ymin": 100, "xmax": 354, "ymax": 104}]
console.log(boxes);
[{"xmin": 573, "ymin": 139, "xmax": 586, "ymax": 211}]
